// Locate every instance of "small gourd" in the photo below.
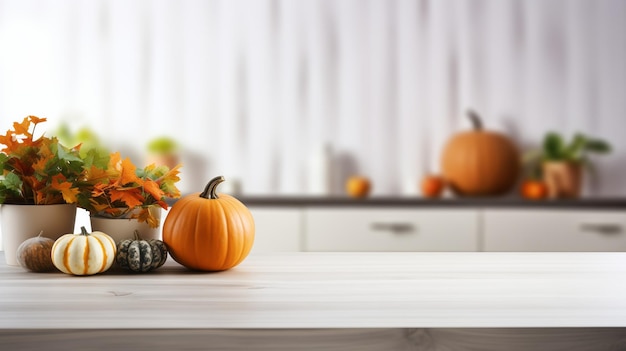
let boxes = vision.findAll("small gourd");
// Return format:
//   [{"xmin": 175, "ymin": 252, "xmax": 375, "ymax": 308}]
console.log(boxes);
[
  {"xmin": 51, "ymin": 226, "xmax": 116, "ymax": 276},
  {"xmin": 16, "ymin": 231, "xmax": 56, "ymax": 272},
  {"xmin": 116, "ymin": 230, "xmax": 168, "ymax": 273}
]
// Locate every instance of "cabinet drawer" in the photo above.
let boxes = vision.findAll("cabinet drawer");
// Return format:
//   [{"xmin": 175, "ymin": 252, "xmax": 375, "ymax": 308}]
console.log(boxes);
[
  {"xmin": 483, "ymin": 210, "xmax": 626, "ymax": 251},
  {"xmin": 304, "ymin": 209, "xmax": 478, "ymax": 252}
]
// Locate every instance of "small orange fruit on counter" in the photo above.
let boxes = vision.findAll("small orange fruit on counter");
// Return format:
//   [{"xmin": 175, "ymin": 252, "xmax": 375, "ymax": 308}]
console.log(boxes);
[
  {"xmin": 421, "ymin": 174, "xmax": 445, "ymax": 198},
  {"xmin": 346, "ymin": 176, "xmax": 371, "ymax": 198},
  {"xmin": 520, "ymin": 179, "xmax": 548, "ymax": 200}
]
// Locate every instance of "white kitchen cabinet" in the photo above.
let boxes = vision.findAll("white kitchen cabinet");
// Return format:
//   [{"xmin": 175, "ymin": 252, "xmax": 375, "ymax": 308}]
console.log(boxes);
[
  {"xmin": 304, "ymin": 208, "xmax": 478, "ymax": 251},
  {"xmin": 249, "ymin": 208, "xmax": 302, "ymax": 253},
  {"xmin": 483, "ymin": 209, "xmax": 626, "ymax": 252}
]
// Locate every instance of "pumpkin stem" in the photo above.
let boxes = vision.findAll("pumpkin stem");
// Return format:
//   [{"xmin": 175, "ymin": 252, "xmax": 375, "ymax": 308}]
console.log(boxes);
[
  {"xmin": 200, "ymin": 176, "xmax": 225, "ymax": 199},
  {"xmin": 467, "ymin": 110, "xmax": 483, "ymax": 131},
  {"xmin": 80, "ymin": 226, "xmax": 89, "ymax": 236},
  {"xmin": 37, "ymin": 230, "xmax": 44, "ymax": 238},
  {"xmin": 133, "ymin": 230, "xmax": 142, "ymax": 240}
]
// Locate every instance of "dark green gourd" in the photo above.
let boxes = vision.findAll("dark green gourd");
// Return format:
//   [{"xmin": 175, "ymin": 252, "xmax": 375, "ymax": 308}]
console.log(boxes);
[{"xmin": 116, "ymin": 231, "xmax": 168, "ymax": 273}]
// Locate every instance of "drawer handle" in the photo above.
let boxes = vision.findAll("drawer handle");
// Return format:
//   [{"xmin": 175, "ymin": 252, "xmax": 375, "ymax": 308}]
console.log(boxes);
[
  {"xmin": 580, "ymin": 223, "xmax": 623, "ymax": 235},
  {"xmin": 370, "ymin": 222, "xmax": 416, "ymax": 234}
]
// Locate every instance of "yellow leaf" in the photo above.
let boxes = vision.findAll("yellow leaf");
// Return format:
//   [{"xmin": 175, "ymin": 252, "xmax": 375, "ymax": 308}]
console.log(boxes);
[
  {"xmin": 50, "ymin": 175, "xmax": 79, "ymax": 203},
  {"xmin": 106, "ymin": 152, "xmax": 122, "ymax": 178},
  {"xmin": 85, "ymin": 165, "xmax": 110, "ymax": 183},
  {"xmin": 133, "ymin": 207, "xmax": 160, "ymax": 228},
  {"xmin": 32, "ymin": 144, "xmax": 53, "ymax": 174},
  {"xmin": 119, "ymin": 157, "xmax": 141, "ymax": 186},
  {"xmin": 32, "ymin": 156, "xmax": 49, "ymax": 174}
]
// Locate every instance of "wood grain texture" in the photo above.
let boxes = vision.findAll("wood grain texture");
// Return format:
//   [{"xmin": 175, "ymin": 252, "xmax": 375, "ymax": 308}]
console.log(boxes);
[
  {"xmin": 0, "ymin": 329, "xmax": 418, "ymax": 351},
  {"xmin": 1, "ymin": 328, "xmax": 626, "ymax": 351},
  {"xmin": 0, "ymin": 328, "xmax": 626, "ymax": 351},
  {"xmin": 3, "ymin": 251, "xmax": 626, "ymax": 329}
]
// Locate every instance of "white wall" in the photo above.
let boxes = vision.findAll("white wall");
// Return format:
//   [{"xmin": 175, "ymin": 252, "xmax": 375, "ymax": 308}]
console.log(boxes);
[{"xmin": 0, "ymin": 0, "xmax": 624, "ymax": 196}]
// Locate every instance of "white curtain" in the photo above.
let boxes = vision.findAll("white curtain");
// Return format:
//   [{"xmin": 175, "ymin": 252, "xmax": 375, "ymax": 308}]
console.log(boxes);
[{"xmin": 0, "ymin": 0, "xmax": 624, "ymax": 196}]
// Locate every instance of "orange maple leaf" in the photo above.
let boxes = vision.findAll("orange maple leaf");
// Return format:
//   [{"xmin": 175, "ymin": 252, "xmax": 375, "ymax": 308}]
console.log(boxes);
[
  {"xmin": 0, "ymin": 130, "xmax": 17, "ymax": 152},
  {"xmin": 88, "ymin": 199, "xmax": 111, "ymax": 213},
  {"xmin": 12, "ymin": 117, "xmax": 32, "ymax": 137},
  {"xmin": 132, "ymin": 207, "xmax": 160, "ymax": 228},
  {"xmin": 32, "ymin": 144, "xmax": 53, "ymax": 174},
  {"xmin": 35, "ymin": 190, "xmax": 47, "ymax": 204},
  {"xmin": 119, "ymin": 157, "xmax": 141, "ymax": 185},
  {"xmin": 27, "ymin": 115, "xmax": 47, "ymax": 124},
  {"xmin": 154, "ymin": 199, "xmax": 168, "ymax": 210},
  {"xmin": 109, "ymin": 188, "xmax": 144, "ymax": 209},
  {"xmin": 32, "ymin": 156, "xmax": 49, "ymax": 174},
  {"xmin": 143, "ymin": 178, "xmax": 164, "ymax": 200},
  {"xmin": 109, "ymin": 152, "xmax": 122, "ymax": 167},
  {"xmin": 50, "ymin": 175, "xmax": 79, "ymax": 204},
  {"xmin": 91, "ymin": 182, "xmax": 109, "ymax": 197},
  {"xmin": 103, "ymin": 207, "xmax": 126, "ymax": 217},
  {"xmin": 85, "ymin": 165, "xmax": 110, "ymax": 183}
]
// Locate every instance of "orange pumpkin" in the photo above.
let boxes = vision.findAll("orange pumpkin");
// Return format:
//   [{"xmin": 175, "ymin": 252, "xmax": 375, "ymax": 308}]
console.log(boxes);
[
  {"xmin": 441, "ymin": 110, "xmax": 520, "ymax": 196},
  {"xmin": 520, "ymin": 179, "xmax": 548, "ymax": 200},
  {"xmin": 345, "ymin": 176, "xmax": 371, "ymax": 198},
  {"xmin": 420, "ymin": 174, "xmax": 445, "ymax": 198},
  {"xmin": 162, "ymin": 176, "xmax": 255, "ymax": 271}
]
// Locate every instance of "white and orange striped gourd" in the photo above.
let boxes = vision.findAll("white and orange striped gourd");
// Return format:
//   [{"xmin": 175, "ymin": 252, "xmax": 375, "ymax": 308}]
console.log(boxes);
[{"xmin": 51, "ymin": 226, "xmax": 117, "ymax": 275}]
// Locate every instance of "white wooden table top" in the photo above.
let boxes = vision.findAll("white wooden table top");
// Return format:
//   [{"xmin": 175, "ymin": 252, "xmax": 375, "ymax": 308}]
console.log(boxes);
[{"xmin": 2, "ymin": 251, "xmax": 626, "ymax": 329}]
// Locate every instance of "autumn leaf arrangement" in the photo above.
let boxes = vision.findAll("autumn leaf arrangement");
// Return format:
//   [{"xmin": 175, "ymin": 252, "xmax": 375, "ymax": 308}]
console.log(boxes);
[
  {"xmin": 0, "ymin": 116, "xmax": 88, "ymax": 205},
  {"xmin": 0, "ymin": 116, "xmax": 182, "ymax": 228},
  {"xmin": 79, "ymin": 151, "xmax": 182, "ymax": 228}
]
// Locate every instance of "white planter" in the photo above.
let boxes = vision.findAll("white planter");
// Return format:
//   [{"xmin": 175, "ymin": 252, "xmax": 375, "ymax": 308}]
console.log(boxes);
[
  {"xmin": 90, "ymin": 209, "xmax": 162, "ymax": 244},
  {"xmin": 1, "ymin": 203, "xmax": 77, "ymax": 266}
]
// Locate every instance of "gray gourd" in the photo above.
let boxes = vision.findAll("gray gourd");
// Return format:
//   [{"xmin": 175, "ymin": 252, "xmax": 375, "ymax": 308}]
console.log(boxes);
[{"xmin": 116, "ymin": 231, "xmax": 168, "ymax": 272}]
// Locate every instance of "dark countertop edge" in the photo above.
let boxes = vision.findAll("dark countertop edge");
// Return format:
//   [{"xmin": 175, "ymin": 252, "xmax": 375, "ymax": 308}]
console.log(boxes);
[{"xmin": 231, "ymin": 196, "xmax": 626, "ymax": 209}]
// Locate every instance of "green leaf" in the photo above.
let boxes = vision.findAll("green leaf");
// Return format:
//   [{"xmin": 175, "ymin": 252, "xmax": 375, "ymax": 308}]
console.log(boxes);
[
  {"xmin": 562, "ymin": 134, "xmax": 586, "ymax": 161},
  {"xmin": 543, "ymin": 132, "xmax": 564, "ymax": 160},
  {"xmin": 56, "ymin": 143, "xmax": 83, "ymax": 163},
  {"xmin": 83, "ymin": 149, "xmax": 110, "ymax": 170},
  {"xmin": 584, "ymin": 139, "xmax": 611, "ymax": 154},
  {"xmin": 2, "ymin": 171, "xmax": 23, "ymax": 192}
]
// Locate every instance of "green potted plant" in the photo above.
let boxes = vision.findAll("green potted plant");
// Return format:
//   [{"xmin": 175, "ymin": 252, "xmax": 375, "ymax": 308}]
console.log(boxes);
[
  {"xmin": 146, "ymin": 136, "xmax": 179, "ymax": 169},
  {"xmin": 0, "ymin": 116, "xmax": 89, "ymax": 265},
  {"xmin": 79, "ymin": 151, "xmax": 181, "ymax": 243},
  {"xmin": 525, "ymin": 132, "xmax": 611, "ymax": 198},
  {"xmin": 55, "ymin": 122, "xmax": 110, "ymax": 158}
]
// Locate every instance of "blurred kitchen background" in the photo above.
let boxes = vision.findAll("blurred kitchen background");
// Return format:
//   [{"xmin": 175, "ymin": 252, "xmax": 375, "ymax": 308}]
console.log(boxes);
[{"xmin": 0, "ymin": 0, "xmax": 624, "ymax": 197}]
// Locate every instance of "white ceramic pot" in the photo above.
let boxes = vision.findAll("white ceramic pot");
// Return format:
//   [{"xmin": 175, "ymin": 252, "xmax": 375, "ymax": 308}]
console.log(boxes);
[
  {"xmin": 90, "ymin": 209, "xmax": 162, "ymax": 244},
  {"xmin": 1, "ymin": 203, "xmax": 77, "ymax": 266}
]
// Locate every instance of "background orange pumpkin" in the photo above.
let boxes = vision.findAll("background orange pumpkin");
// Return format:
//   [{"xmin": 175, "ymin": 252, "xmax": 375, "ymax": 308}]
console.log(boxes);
[
  {"xmin": 420, "ymin": 174, "xmax": 445, "ymax": 198},
  {"xmin": 162, "ymin": 176, "xmax": 255, "ymax": 271},
  {"xmin": 345, "ymin": 176, "xmax": 371, "ymax": 198},
  {"xmin": 441, "ymin": 110, "xmax": 520, "ymax": 196},
  {"xmin": 520, "ymin": 179, "xmax": 548, "ymax": 200}
]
